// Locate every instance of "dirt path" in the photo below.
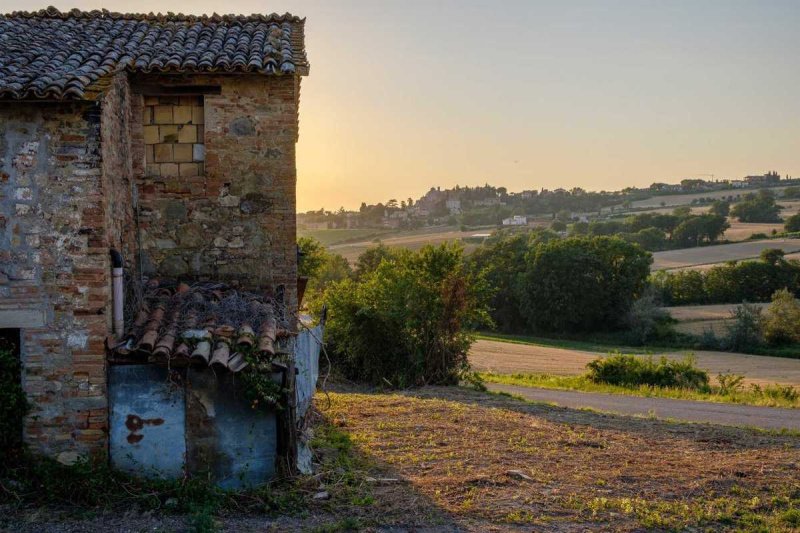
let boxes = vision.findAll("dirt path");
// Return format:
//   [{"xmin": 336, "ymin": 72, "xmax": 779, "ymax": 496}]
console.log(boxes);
[
  {"xmin": 469, "ymin": 339, "xmax": 800, "ymax": 387},
  {"xmin": 488, "ymin": 383, "xmax": 800, "ymax": 430}
]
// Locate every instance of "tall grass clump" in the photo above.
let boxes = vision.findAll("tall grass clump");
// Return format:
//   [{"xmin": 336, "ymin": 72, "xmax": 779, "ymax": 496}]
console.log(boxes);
[{"xmin": 586, "ymin": 354, "xmax": 709, "ymax": 390}]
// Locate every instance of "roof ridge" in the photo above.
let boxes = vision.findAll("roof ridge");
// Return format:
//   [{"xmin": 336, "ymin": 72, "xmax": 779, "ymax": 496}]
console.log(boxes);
[{"xmin": 3, "ymin": 6, "xmax": 306, "ymax": 23}]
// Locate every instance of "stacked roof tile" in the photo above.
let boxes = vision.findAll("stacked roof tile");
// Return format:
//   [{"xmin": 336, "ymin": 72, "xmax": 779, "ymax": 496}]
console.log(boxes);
[
  {"xmin": 112, "ymin": 280, "xmax": 293, "ymax": 373},
  {"xmin": 0, "ymin": 6, "xmax": 308, "ymax": 99}
]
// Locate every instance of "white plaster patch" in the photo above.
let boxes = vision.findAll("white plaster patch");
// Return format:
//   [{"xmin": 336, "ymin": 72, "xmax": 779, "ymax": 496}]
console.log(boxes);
[
  {"xmin": 67, "ymin": 332, "xmax": 89, "ymax": 349},
  {"xmin": 14, "ymin": 187, "xmax": 32, "ymax": 200}
]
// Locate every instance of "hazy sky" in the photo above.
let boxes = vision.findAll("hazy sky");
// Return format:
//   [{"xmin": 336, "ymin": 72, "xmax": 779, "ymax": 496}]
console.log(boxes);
[{"xmin": 3, "ymin": 1, "xmax": 800, "ymax": 210}]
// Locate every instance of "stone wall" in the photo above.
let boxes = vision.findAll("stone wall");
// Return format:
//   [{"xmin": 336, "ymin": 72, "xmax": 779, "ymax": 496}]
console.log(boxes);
[
  {"xmin": 0, "ymin": 102, "xmax": 111, "ymax": 460},
  {"xmin": 130, "ymin": 74, "xmax": 300, "ymax": 311}
]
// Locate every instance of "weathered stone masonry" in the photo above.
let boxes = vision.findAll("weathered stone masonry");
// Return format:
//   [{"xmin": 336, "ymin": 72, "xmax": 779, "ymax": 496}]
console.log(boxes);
[
  {"xmin": 0, "ymin": 101, "xmax": 114, "ymax": 459},
  {"xmin": 131, "ymin": 74, "xmax": 299, "ymax": 310},
  {"xmin": 0, "ymin": 8, "xmax": 308, "ymax": 461}
]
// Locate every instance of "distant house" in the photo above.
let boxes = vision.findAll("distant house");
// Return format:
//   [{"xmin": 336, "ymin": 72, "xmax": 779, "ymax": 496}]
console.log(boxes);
[
  {"xmin": 744, "ymin": 171, "xmax": 781, "ymax": 186},
  {"xmin": 502, "ymin": 215, "xmax": 528, "ymax": 226}
]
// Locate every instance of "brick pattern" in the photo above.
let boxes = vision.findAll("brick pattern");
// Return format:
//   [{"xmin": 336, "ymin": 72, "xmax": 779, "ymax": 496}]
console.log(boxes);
[
  {"xmin": 1, "ymin": 71, "xmax": 302, "ymax": 461},
  {"xmin": 130, "ymin": 74, "xmax": 300, "ymax": 311},
  {"xmin": 143, "ymin": 96, "xmax": 205, "ymax": 179},
  {"xmin": 0, "ymin": 102, "xmax": 112, "ymax": 461}
]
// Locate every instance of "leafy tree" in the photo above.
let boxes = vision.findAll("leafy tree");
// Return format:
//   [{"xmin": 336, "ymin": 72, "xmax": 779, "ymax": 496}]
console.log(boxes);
[
  {"xmin": 322, "ymin": 244, "xmax": 490, "ymax": 386},
  {"xmin": 762, "ymin": 288, "xmax": 800, "ymax": 345},
  {"xmin": 760, "ymin": 248, "xmax": 785, "ymax": 266},
  {"xmin": 730, "ymin": 190, "xmax": 782, "ymax": 223},
  {"xmin": 709, "ymin": 200, "xmax": 730, "ymax": 217},
  {"xmin": 297, "ymin": 237, "xmax": 328, "ymax": 278},
  {"xmin": 785, "ymin": 213, "xmax": 800, "ymax": 233},
  {"xmin": 625, "ymin": 227, "xmax": 668, "ymax": 251},
  {"xmin": 723, "ymin": 303, "xmax": 764, "ymax": 352},
  {"xmin": 519, "ymin": 236, "xmax": 652, "ymax": 332},
  {"xmin": 550, "ymin": 220, "xmax": 567, "ymax": 232},
  {"xmin": 353, "ymin": 243, "xmax": 396, "ymax": 279},
  {"xmin": 672, "ymin": 215, "xmax": 729, "ymax": 247},
  {"xmin": 569, "ymin": 221, "xmax": 589, "ymax": 235},
  {"xmin": 468, "ymin": 233, "xmax": 531, "ymax": 332}
]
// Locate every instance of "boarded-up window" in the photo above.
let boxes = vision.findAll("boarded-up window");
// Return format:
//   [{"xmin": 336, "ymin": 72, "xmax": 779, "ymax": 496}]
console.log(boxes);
[{"xmin": 142, "ymin": 96, "xmax": 205, "ymax": 178}]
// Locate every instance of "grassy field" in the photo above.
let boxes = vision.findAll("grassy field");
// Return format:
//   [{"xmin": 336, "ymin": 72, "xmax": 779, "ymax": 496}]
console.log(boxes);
[
  {"xmin": 469, "ymin": 338, "xmax": 800, "ymax": 387},
  {"xmin": 629, "ymin": 186, "xmax": 788, "ymax": 209},
  {"xmin": 651, "ymin": 238, "xmax": 800, "ymax": 270},
  {"xmin": 475, "ymin": 332, "xmax": 664, "ymax": 354},
  {"xmin": 481, "ymin": 372, "xmax": 800, "ymax": 409},
  {"xmin": 328, "ymin": 226, "xmax": 492, "ymax": 262},
  {"xmin": 297, "ymin": 227, "xmax": 395, "ymax": 246}
]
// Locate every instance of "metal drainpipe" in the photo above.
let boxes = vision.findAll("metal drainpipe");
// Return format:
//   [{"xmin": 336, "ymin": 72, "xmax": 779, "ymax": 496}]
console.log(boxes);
[{"xmin": 110, "ymin": 249, "xmax": 124, "ymax": 336}]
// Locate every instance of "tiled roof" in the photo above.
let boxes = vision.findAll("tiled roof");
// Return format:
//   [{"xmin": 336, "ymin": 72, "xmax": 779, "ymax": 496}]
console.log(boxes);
[
  {"xmin": 0, "ymin": 6, "xmax": 308, "ymax": 99},
  {"xmin": 112, "ymin": 280, "xmax": 293, "ymax": 373}
]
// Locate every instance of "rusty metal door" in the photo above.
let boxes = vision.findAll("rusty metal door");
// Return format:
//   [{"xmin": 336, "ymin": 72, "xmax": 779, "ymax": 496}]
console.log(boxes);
[{"xmin": 108, "ymin": 365, "xmax": 186, "ymax": 478}]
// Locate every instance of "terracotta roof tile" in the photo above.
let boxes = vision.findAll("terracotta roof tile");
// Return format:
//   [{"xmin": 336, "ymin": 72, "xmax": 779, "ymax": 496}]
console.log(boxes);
[
  {"xmin": 112, "ymin": 280, "xmax": 293, "ymax": 373},
  {"xmin": 0, "ymin": 6, "xmax": 308, "ymax": 99}
]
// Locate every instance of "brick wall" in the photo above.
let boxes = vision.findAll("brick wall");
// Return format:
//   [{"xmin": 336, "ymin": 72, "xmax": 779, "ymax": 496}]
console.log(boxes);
[
  {"xmin": 131, "ymin": 74, "xmax": 300, "ymax": 311},
  {"xmin": 0, "ymin": 102, "xmax": 111, "ymax": 461}
]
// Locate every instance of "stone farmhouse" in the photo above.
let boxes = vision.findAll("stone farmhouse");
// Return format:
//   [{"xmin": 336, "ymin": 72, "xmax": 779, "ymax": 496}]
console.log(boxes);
[{"xmin": 0, "ymin": 7, "xmax": 315, "ymax": 485}]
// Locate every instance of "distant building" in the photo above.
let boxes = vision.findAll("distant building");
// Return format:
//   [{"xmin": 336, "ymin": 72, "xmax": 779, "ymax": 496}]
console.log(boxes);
[
  {"xmin": 744, "ymin": 171, "xmax": 780, "ymax": 186},
  {"xmin": 446, "ymin": 198, "xmax": 462, "ymax": 214},
  {"xmin": 502, "ymin": 215, "xmax": 528, "ymax": 226}
]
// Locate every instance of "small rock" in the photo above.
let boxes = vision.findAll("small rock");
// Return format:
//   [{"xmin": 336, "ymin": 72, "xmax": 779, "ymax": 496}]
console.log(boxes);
[
  {"xmin": 365, "ymin": 477, "xmax": 400, "ymax": 483},
  {"xmin": 313, "ymin": 491, "xmax": 330, "ymax": 500},
  {"xmin": 164, "ymin": 497, "xmax": 179, "ymax": 509},
  {"xmin": 56, "ymin": 451, "xmax": 82, "ymax": 465},
  {"xmin": 506, "ymin": 469, "xmax": 534, "ymax": 481}
]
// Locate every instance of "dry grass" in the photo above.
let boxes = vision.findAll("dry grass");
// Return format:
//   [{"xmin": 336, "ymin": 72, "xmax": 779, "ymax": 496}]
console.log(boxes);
[
  {"xmin": 469, "ymin": 339, "xmax": 800, "ymax": 387},
  {"xmin": 318, "ymin": 388, "xmax": 800, "ymax": 531},
  {"xmin": 651, "ymin": 238, "xmax": 800, "ymax": 270},
  {"xmin": 328, "ymin": 227, "xmax": 484, "ymax": 263}
]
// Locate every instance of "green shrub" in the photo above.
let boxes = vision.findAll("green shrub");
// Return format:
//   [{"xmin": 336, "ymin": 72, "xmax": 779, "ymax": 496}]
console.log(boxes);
[
  {"xmin": 321, "ymin": 243, "xmax": 490, "ymax": 387},
  {"xmin": 785, "ymin": 214, "xmax": 800, "ymax": 233},
  {"xmin": 586, "ymin": 354, "xmax": 709, "ymax": 390},
  {"xmin": 762, "ymin": 288, "xmax": 800, "ymax": 345},
  {"xmin": 724, "ymin": 303, "xmax": 764, "ymax": 352},
  {"xmin": 623, "ymin": 289, "xmax": 672, "ymax": 345}
]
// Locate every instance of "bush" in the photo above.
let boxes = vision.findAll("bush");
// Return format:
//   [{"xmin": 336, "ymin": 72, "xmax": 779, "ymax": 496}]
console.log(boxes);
[
  {"xmin": 322, "ymin": 243, "xmax": 490, "ymax": 387},
  {"xmin": 586, "ymin": 354, "xmax": 709, "ymax": 390},
  {"xmin": 723, "ymin": 303, "xmax": 764, "ymax": 351},
  {"xmin": 622, "ymin": 289, "xmax": 671, "ymax": 345},
  {"xmin": 785, "ymin": 213, "xmax": 800, "ymax": 233},
  {"xmin": 762, "ymin": 288, "xmax": 800, "ymax": 345}
]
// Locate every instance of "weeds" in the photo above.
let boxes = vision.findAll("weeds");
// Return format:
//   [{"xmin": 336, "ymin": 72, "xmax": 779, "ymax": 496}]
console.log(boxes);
[{"xmin": 586, "ymin": 353, "xmax": 709, "ymax": 390}]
